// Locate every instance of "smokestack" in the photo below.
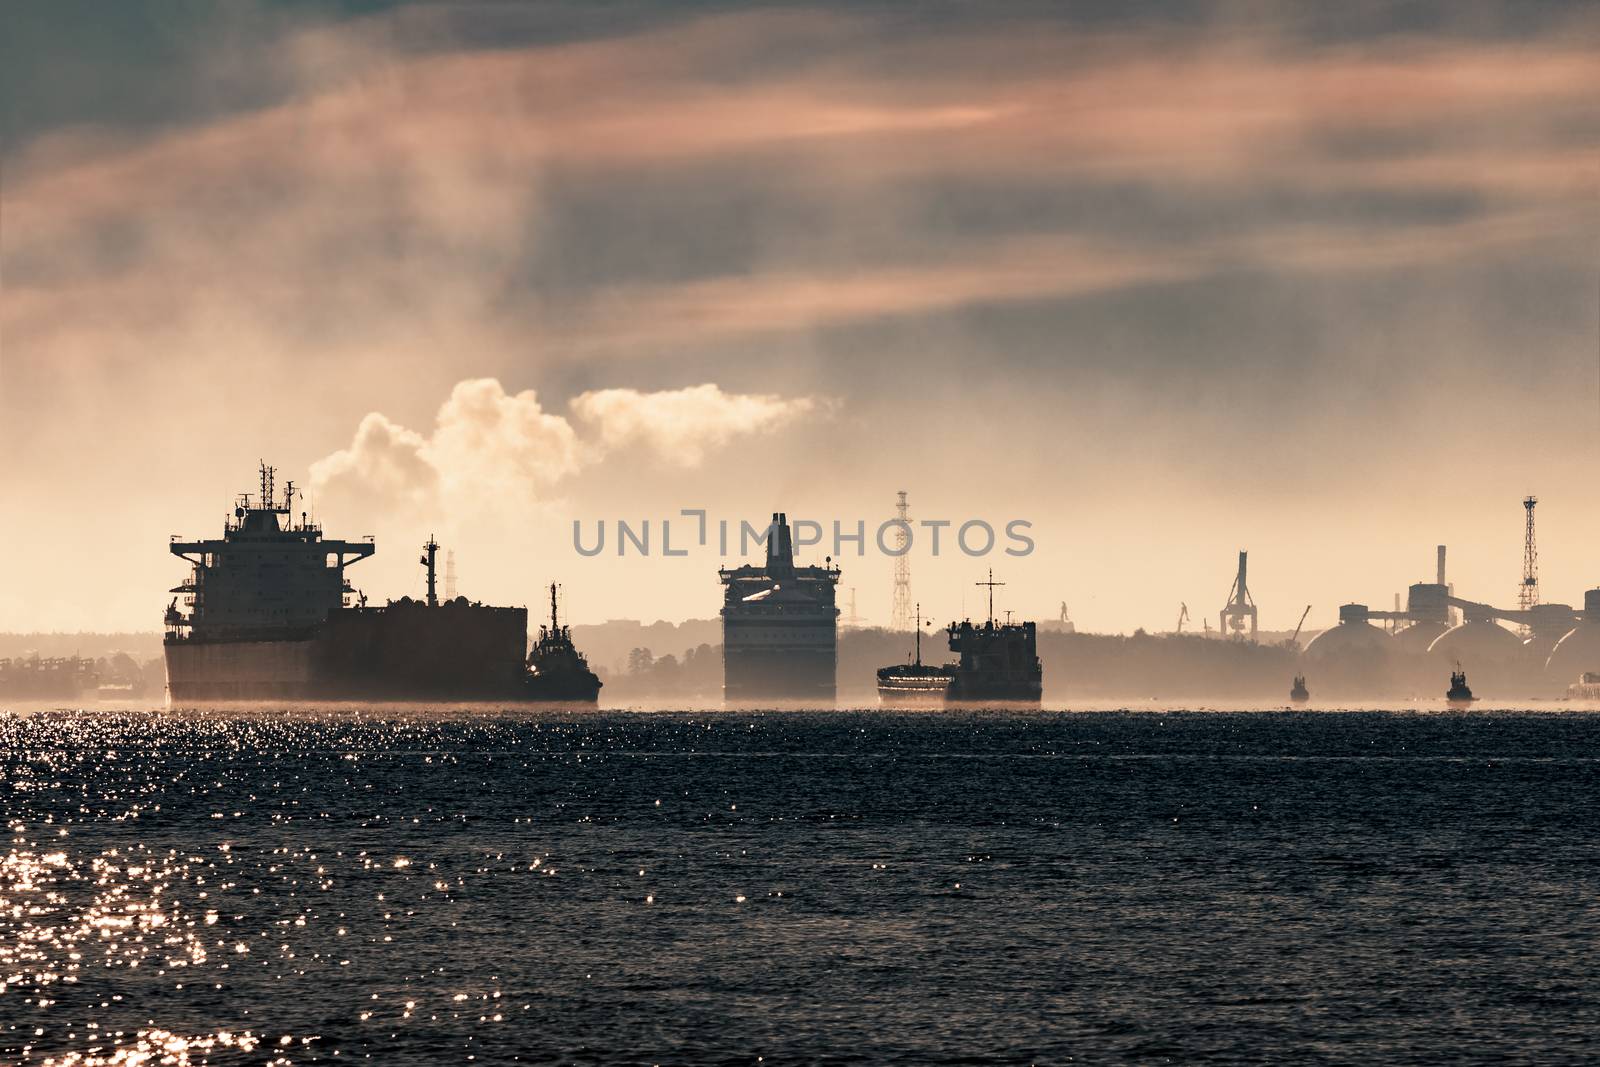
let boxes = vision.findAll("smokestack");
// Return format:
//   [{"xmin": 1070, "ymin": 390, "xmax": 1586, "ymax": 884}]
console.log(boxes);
[
  {"xmin": 766, "ymin": 512, "xmax": 795, "ymax": 572},
  {"xmin": 1437, "ymin": 545, "xmax": 1446, "ymax": 586}
]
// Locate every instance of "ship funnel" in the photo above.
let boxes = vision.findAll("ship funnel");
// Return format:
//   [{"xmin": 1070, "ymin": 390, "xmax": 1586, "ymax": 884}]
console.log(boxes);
[{"xmin": 766, "ymin": 512, "xmax": 795, "ymax": 571}]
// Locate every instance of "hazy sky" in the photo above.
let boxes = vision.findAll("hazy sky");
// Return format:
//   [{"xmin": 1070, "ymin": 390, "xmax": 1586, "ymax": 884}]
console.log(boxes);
[{"xmin": 2, "ymin": 1, "xmax": 1597, "ymax": 635}]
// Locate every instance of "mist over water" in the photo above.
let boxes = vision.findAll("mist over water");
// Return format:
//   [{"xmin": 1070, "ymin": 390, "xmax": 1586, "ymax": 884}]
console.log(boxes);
[{"xmin": 4, "ymin": 707, "xmax": 1600, "ymax": 1064}]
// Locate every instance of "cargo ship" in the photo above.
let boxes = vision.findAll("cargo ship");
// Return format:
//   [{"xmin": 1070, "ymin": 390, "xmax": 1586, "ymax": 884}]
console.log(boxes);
[
  {"xmin": 876, "ymin": 605, "xmax": 955, "ymax": 704},
  {"xmin": 718, "ymin": 513, "xmax": 839, "ymax": 704},
  {"xmin": 943, "ymin": 570, "xmax": 1043, "ymax": 704},
  {"xmin": 164, "ymin": 465, "xmax": 594, "ymax": 702}
]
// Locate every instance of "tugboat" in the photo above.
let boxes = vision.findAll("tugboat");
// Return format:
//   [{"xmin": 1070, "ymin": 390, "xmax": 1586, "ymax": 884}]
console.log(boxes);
[
  {"xmin": 1446, "ymin": 667, "xmax": 1475, "ymax": 706},
  {"xmin": 1289, "ymin": 675, "xmax": 1310, "ymax": 704},
  {"xmin": 876, "ymin": 604, "xmax": 956, "ymax": 704},
  {"xmin": 525, "ymin": 584, "xmax": 602, "ymax": 702},
  {"xmin": 944, "ymin": 570, "xmax": 1043, "ymax": 705}
]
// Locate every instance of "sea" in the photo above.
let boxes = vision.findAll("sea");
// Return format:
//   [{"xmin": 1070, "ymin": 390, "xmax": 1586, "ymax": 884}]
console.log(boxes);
[{"xmin": 3, "ymin": 706, "xmax": 1599, "ymax": 1065}]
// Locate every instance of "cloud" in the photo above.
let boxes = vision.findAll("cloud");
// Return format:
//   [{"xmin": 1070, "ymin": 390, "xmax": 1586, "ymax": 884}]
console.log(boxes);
[
  {"xmin": 5, "ymin": 7, "xmax": 1594, "ymax": 401},
  {"xmin": 310, "ymin": 378, "xmax": 818, "ymax": 519},
  {"xmin": 570, "ymin": 383, "xmax": 817, "ymax": 465},
  {"xmin": 3, "ymin": 3, "xmax": 1597, "ymax": 633}
]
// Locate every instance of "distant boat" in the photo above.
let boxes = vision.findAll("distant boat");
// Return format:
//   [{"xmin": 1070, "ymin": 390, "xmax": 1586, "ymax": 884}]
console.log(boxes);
[
  {"xmin": 525, "ymin": 584, "xmax": 602, "ymax": 702},
  {"xmin": 876, "ymin": 603, "xmax": 955, "ymax": 705},
  {"xmin": 1446, "ymin": 669, "xmax": 1475, "ymax": 706},
  {"xmin": 943, "ymin": 570, "xmax": 1043, "ymax": 705},
  {"xmin": 1566, "ymin": 671, "xmax": 1600, "ymax": 700},
  {"xmin": 1289, "ymin": 675, "xmax": 1309, "ymax": 703}
]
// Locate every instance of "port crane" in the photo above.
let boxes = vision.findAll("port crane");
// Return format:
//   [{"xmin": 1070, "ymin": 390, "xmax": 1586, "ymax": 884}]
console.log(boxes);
[
  {"xmin": 1175, "ymin": 602, "xmax": 1189, "ymax": 634},
  {"xmin": 1219, "ymin": 551, "xmax": 1258, "ymax": 641},
  {"xmin": 1286, "ymin": 604, "xmax": 1311, "ymax": 649}
]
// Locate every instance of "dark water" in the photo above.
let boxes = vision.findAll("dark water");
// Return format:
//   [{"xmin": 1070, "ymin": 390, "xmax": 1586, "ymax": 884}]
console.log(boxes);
[{"xmin": 4, "ymin": 709, "xmax": 1600, "ymax": 1065}]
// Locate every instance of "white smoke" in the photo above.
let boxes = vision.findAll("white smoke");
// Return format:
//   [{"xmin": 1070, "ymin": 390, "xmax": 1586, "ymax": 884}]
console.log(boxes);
[
  {"xmin": 569, "ymin": 383, "xmax": 817, "ymax": 467},
  {"xmin": 310, "ymin": 378, "xmax": 818, "ymax": 519}
]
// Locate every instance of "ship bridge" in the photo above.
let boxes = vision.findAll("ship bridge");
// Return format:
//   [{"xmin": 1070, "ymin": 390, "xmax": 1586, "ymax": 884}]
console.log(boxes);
[{"xmin": 166, "ymin": 464, "xmax": 374, "ymax": 639}]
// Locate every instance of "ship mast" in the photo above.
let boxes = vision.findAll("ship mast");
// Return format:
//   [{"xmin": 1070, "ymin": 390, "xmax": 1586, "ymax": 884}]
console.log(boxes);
[
  {"xmin": 421, "ymin": 537, "xmax": 439, "ymax": 607},
  {"xmin": 914, "ymin": 602, "xmax": 922, "ymax": 666},
  {"xmin": 976, "ymin": 569, "xmax": 1005, "ymax": 626},
  {"xmin": 258, "ymin": 461, "xmax": 276, "ymax": 510},
  {"xmin": 550, "ymin": 582, "xmax": 560, "ymax": 632}
]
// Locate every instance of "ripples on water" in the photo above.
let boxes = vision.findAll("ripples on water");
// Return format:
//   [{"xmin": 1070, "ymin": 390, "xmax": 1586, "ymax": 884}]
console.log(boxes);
[{"xmin": 3, "ymin": 707, "xmax": 1599, "ymax": 1064}]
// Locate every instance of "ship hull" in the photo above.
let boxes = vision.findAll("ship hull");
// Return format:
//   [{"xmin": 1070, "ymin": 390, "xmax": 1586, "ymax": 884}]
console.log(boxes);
[
  {"xmin": 524, "ymin": 672, "xmax": 603, "ymax": 702},
  {"xmin": 877, "ymin": 681, "xmax": 952, "ymax": 705},
  {"xmin": 945, "ymin": 676, "xmax": 1043, "ymax": 704},
  {"xmin": 722, "ymin": 616, "xmax": 837, "ymax": 704},
  {"xmin": 876, "ymin": 666, "xmax": 955, "ymax": 705},
  {"xmin": 166, "ymin": 636, "xmax": 317, "ymax": 701},
  {"xmin": 166, "ymin": 603, "xmax": 541, "ymax": 702}
]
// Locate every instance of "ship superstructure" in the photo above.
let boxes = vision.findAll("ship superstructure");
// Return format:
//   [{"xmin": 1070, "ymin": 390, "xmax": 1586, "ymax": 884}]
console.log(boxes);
[
  {"xmin": 877, "ymin": 604, "xmax": 955, "ymax": 704},
  {"xmin": 943, "ymin": 570, "xmax": 1043, "ymax": 703},
  {"xmin": 718, "ymin": 513, "xmax": 840, "ymax": 704},
  {"xmin": 526, "ymin": 583, "xmax": 602, "ymax": 701},
  {"xmin": 165, "ymin": 465, "xmax": 374, "ymax": 698}
]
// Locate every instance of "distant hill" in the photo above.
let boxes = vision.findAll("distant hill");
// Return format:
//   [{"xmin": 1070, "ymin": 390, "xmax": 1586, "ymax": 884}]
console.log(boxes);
[{"xmin": 569, "ymin": 618, "xmax": 722, "ymax": 675}]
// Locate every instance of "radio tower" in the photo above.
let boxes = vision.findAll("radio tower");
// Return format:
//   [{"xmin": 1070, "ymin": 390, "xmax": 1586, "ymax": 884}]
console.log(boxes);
[
  {"xmin": 890, "ymin": 490, "xmax": 913, "ymax": 631},
  {"xmin": 1519, "ymin": 495, "xmax": 1539, "ymax": 614},
  {"xmin": 444, "ymin": 549, "xmax": 458, "ymax": 600}
]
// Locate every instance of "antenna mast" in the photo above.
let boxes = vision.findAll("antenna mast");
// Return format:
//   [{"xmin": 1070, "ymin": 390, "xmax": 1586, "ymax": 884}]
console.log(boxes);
[
  {"xmin": 1520, "ymin": 495, "xmax": 1539, "ymax": 623},
  {"xmin": 258, "ymin": 461, "xmax": 276, "ymax": 510},
  {"xmin": 976, "ymin": 568, "xmax": 1005, "ymax": 626},
  {"xmin": 890, "ymin": 490, "xmax": 913, "ymax": 631}
]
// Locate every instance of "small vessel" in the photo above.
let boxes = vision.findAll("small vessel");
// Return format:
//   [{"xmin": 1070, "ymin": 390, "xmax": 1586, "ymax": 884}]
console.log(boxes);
[
  {"xmin": 1566, "ymin": 671, "xmax": 1600, "ymax": 700},
  {"xmin": 525, "ymin": 584, "xmax": 602, "ymax": 702},
  {"xmin": 1289, "ymin": 675, "xmax": 1309, "ymax": 703},
  {"xmin": 876, "ymin": 604, "xmax": 955, "ymax": 704},
  {"xmin": 1446, "ymin": 668, "xmax": 1475, "ymax": 705}
]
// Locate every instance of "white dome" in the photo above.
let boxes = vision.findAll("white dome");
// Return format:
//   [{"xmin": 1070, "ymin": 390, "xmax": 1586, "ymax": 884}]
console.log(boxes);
[
  {"xmin": 1428, "ymin": 620, "xmax": 1522, "ymax": 664},
  {"xmin": 1304, "ymin": 621, "xmax": 1391, "ymax": 663},
  {"xmin": 1393, "ymin": 621, "xmax": 1449, "ymax": 655}
]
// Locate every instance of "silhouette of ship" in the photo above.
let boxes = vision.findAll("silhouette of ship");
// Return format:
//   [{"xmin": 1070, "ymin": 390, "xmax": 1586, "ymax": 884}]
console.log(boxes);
[
  {"xmin": 943, "ymin": 571, "xmax": 1042, "ymax": 704},
  {"xmin": 0, "ymin": 656, "xmax": 98, "ymax": 700},
  {"xmin": 1289, "ymin": 675, "xmax": 1310, "ymax": 703},
  {"xmin": 876, "ymin": 604, "xmax": 955, "ymax": 704},
  {"xmin": 1446, "ymin": 668, "xmax": 1475, "ymax": 705},
  {"xmin": 526, "ymin": 584, "xmax": 602, "ymax": 702},
  {"xmin": 718, "ymin": 513, "xmax": 840, "ymax": 704},
  {"xmin": 1566, "ymin": 672, "xmax": 1600, "ymax": 700},
  {"xmin": 164, "ymin": 465, "xmax": 597, "ymax": 702}
]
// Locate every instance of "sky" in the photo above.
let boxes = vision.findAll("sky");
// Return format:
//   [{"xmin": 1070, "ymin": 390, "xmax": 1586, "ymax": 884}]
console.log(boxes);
[{"xmin": 1, "ymin": 0, "xmax": 1597, "ymax": 636}]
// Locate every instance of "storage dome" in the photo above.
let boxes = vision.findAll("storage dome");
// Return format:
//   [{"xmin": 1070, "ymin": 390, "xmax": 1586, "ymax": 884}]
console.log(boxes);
[
  {"xmin": 1428, "ymin": 620, "xmax": 1522, "ymax": 664},
  {"xmin": 1545, "ymin": 623, "xmax": 1600, "ymax": 684}
]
